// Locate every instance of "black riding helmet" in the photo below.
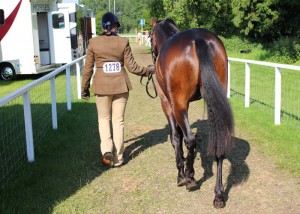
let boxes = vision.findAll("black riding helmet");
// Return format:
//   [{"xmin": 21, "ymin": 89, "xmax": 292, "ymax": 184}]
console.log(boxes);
[{"xmin": 102, "ymin": 12, "xmax": 120, "ymax": 29}]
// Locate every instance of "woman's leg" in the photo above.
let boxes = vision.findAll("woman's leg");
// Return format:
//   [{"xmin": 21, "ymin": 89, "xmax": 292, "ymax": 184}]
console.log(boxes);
[
  {"xmin": 95, "ymin": 95, "xmax": 113, "ymax": 155},
  {"xmin": 111, "ymin": 92, "xmax": 129, "ymax": 166}
]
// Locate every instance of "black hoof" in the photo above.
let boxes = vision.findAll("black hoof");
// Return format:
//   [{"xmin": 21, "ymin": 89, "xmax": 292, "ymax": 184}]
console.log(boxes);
[
  {"xmin": 186, "ymin": 178, "xmax": 197, "ymax": 191},
  {"xmin": 213, "ymin": 194, "xmax": 225, "ymax": 209},
  {"xmin": 177, "ymin": 177, "xmax": 187, "ymax": 186}
]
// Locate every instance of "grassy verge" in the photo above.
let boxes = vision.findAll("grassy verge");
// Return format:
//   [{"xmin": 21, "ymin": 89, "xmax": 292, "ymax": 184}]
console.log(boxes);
[
  {"xmin": 0, "ymin": 79, "xmax": 33, "ymax": 98},
  {"xmin": 0, "ymin": 100, "xmax": 102, "ymax": 213},
  {"xmin": 222, "ymin": 36, "xmax": 300, "ymax": 65},
  {"xmin": 230, "ymin": 98, "xmax": 300, "ymax": 176},
  {"xmin": 0, "ymin": 73, "xmax": 50, "ymax": 98}
]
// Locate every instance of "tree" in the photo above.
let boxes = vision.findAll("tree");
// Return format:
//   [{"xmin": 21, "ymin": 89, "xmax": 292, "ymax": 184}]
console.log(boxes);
[
  {"xmin": 187, "ymin": 0, "xmax": 234, "ymax": 35},
  {"xmin": 274, "ymin": 0, "xmax": 300, "ymax": 37},
  {"xmin": 231, "ymin": 0, "xmax": 300, "ymax": 41},
  {"xmin": 79, "ymin": 0, "xmax": 299, "ymax": 41},
  {"xmin": 148, "ymin": 0, "xmax": 234, "ymax": 35},
  {"xmin": 149, "ymin": 0, "xmax": 166, "ymax": 22},
  {"xmin": 232, "ymin": 0, "xmax": 280, "ymax": 40},
  {"xmin": 80, "ymin": 0, "xmax": 151, "ymax": 34}
]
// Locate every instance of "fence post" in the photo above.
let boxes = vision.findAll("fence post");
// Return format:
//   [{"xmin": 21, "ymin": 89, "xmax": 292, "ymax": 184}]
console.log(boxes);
[
  {"xmin": 23, "ymin": 92, "xmax": 34, "ymax": 162},
  {"xmin": 66, "ymin": 67, "xmax": 71, "ymax": 110},
  {"xmin": 227, "ymin": 61, "xmax": 231, "ymax": 98},
  {"xmin": 76, "ymin": 61, "xmax": 81, "ymax": 99},
  {"xmin": 274, "ymin": 67, "xmax": 281, "ymax": 125},
  {"xmin": 50, "ymin": 77, "xmax": 58, "ymax": 129},
  {"xmin": 245, "ymin": 63, "xmax": 250, "ymax": 107}
]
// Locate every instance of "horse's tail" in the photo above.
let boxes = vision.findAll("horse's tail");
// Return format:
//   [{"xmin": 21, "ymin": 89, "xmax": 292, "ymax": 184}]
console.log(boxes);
[{"xmin": 195, "ymin": 39, "xmax": 234, "ymax": 157}]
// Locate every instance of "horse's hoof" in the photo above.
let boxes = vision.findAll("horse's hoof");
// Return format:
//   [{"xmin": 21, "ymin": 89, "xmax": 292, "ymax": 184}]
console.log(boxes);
[
  {"xmin": 213, "ymin": 194, "xmax": 225, "ymax": 209},
  {"xmin": 177, "ymin": 177, "xmax": 187, "ymax": 186},
  {"xmin": 186, "ymin": 179, "xmax": 197, "ymax": 191}
]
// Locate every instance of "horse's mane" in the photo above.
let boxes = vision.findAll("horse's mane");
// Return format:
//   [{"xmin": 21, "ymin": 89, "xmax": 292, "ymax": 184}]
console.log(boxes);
[{"xmin": 157, "ymin": 18, "xmax": 180, "ymax": 38}]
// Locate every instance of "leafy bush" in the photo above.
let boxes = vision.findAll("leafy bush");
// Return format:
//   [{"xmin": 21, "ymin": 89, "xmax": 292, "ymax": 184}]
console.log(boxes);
[
  {"xmin": 268, "ymin": 37, "xmax": 300, "ymax": 64},
  {"xmin": 221, "ymin": 36, "xmax": 261, "ymax": 53},
  {"xmin": 221, "ymin": 36, "xmax": 300, "ymax": 64}
]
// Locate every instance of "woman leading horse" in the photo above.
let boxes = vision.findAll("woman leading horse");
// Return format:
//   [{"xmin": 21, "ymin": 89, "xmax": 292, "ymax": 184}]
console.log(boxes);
[{"xmin": 150, "ymin": 18, "xmax": 234, "ymax": 208}]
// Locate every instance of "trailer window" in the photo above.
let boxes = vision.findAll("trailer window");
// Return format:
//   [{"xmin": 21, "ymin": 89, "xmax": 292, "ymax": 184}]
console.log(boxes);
[
  {"xmin": 0, "ymin": 9, "xmax": 4, "ymax": 25},
  {"xmin": 52, "ymin": 13, "xmax": 65, "ymax": 29}
]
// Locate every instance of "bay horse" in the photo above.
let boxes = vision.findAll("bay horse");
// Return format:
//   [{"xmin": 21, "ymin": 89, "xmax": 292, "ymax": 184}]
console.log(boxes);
[{"xmin": 150, "ymin": 18, "xmax": 234, "ymax": 208}]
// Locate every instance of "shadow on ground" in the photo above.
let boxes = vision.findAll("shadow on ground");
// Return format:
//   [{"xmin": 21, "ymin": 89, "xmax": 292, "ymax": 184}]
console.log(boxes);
[
  {"xmin": 124, "ymin": 119, "xmax": 250, "ymax": 204},
  {"xmin": 191, "ymin": 120, "xmax": 250, "ymax": 203},
  {"xmin": 123, "ymin": 124, "xmax": 169, "ymax": 163}
]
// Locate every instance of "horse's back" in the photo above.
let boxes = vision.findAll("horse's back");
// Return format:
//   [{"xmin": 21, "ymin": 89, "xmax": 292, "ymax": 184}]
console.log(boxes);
[
  {"xmin": 164, "ymin": 28, "xmax": 227, "ymax": 58},
  {"xmin": 157, "ymin": 28, "xmax": 228, "ymax": 92}
]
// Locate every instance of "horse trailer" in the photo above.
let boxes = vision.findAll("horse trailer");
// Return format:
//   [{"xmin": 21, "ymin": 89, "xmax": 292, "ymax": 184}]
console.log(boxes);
[{"xmin": 0, "ymin": 0, "xmax": 95, "ymax": 80}]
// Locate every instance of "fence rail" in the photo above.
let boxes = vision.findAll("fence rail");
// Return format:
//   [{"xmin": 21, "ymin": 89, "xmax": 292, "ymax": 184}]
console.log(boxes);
[
  {"xmin": 228, "ymin": 57, "xmax": 300, "ymax": 125},
  {"xmin": 0, "ymin": 56, "xmax": 85, "ymax": 189}
]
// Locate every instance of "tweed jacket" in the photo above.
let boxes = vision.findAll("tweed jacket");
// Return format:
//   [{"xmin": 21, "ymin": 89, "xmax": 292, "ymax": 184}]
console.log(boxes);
[{"xmin": 81, "ymin": 34, "xmax": 151, "ymax": 95}]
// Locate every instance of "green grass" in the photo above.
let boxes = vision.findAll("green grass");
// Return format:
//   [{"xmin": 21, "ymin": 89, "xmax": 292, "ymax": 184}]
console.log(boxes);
[
  {"xmin": 222, "ymin": 36, "xmax": 300, "ymax": 65},
  {"xmin": 0, "ymin": 79, "xmax": 33, "ymax": 98},
  {"xmin": 0, "ymin": 101, "xmax": 102, "ymax": 213},
  {"xmin": 229, "ymin": 58, "xmax": 300, "ymax": 124},
  {"xmin": 0, "ymin": 72, "xmax": 57, "ymax": 98},
  {"xmin": 228, "ymin": 55, "xmax": 300, "ymax": 175},
  {"xmin": 230, "ymin": 98, "xmax": 300, "ymax": 175}
]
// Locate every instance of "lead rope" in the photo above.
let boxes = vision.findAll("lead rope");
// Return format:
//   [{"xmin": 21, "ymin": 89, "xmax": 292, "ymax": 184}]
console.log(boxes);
[
  {"xmin": 140, "ymin": 73, "xmax": 157, "ymax": 98},
  {"xmin": 140, "ymin": 43, "xmax": 158, "ymax": 98}
]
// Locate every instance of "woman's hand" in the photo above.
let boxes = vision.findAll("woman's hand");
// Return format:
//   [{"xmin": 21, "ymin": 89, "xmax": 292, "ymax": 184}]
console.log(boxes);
[
  {"xmin": 81, "ymin": 89, "xmax": 90, "ymax": 101},
  {"xmin": 148, "ymin": 65, "xmax": 156, "ymax": 75}
]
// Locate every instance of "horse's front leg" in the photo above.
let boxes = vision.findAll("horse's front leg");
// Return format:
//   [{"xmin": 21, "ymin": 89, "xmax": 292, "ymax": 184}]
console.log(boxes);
[
  {"xmin": 172, "ymin": 124, "xmax": 185, "ymax": 186},
  {"xmin": 160, "ymin": 99, "xmax": 185, "ymax": 186},
  {"xmin": 213, "ymin": 156, "xmax": 225, "ymax": 208},
  {"xmin": 173, "ymin": 107, "xmax": 197, "ymax": 190},
  {"xmin": 184, "ymin": 132, "xmax": 197, "ymax": 190}
]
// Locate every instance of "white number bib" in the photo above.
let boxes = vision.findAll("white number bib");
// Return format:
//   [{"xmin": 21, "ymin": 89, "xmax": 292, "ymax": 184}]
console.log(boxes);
[{"xmin": 103, "ymin": 62, "xmax": 121, "ymax": 73}]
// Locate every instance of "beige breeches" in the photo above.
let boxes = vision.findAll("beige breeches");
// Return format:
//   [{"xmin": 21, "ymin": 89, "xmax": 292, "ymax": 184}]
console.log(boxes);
[{"xmin": 95, "ymin": 92, "xmax": 129, "ymax": 165}]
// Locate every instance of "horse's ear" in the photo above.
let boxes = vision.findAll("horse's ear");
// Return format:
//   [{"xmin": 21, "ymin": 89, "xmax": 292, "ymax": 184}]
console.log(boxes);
[{"xmin": 151, "ymin": 17, "xmax": 157, "ymax": 27}]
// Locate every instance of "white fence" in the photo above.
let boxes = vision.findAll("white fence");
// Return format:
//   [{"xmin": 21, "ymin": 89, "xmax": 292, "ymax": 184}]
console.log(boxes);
[
  {"xmin": 0, "ymin": 56, "xmax": 85, "ymax": 189},
  {"xmin": 227, "ymin": 57, "xmax": 300, "ymax": 125}
]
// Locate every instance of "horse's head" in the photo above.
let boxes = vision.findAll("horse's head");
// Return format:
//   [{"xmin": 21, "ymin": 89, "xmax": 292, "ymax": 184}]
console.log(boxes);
[{"xmin": 150, "ymin": 18, "xmax": 180, "ymax": 63}]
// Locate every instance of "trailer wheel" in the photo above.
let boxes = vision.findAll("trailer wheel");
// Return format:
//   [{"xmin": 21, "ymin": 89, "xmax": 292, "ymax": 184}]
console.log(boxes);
[{"xmin": 0, "ymin": 64, "xmax": 16, "ymax": 80}]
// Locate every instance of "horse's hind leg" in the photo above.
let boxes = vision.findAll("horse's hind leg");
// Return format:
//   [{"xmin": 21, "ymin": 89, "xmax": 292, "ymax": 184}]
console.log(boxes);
[{"xmin": 213, "ymin": 156, "xmax": 225, "ymax": 208}]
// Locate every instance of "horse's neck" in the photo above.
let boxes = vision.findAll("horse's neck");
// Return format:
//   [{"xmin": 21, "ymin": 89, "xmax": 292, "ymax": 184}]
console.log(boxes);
[
  {"xmin": 157, "ymin": 33, "xmax": 170, "ymax": 53},
  {"xmin": 156, "ymin": 23, "xmax": 179, "ymax": 53}
]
